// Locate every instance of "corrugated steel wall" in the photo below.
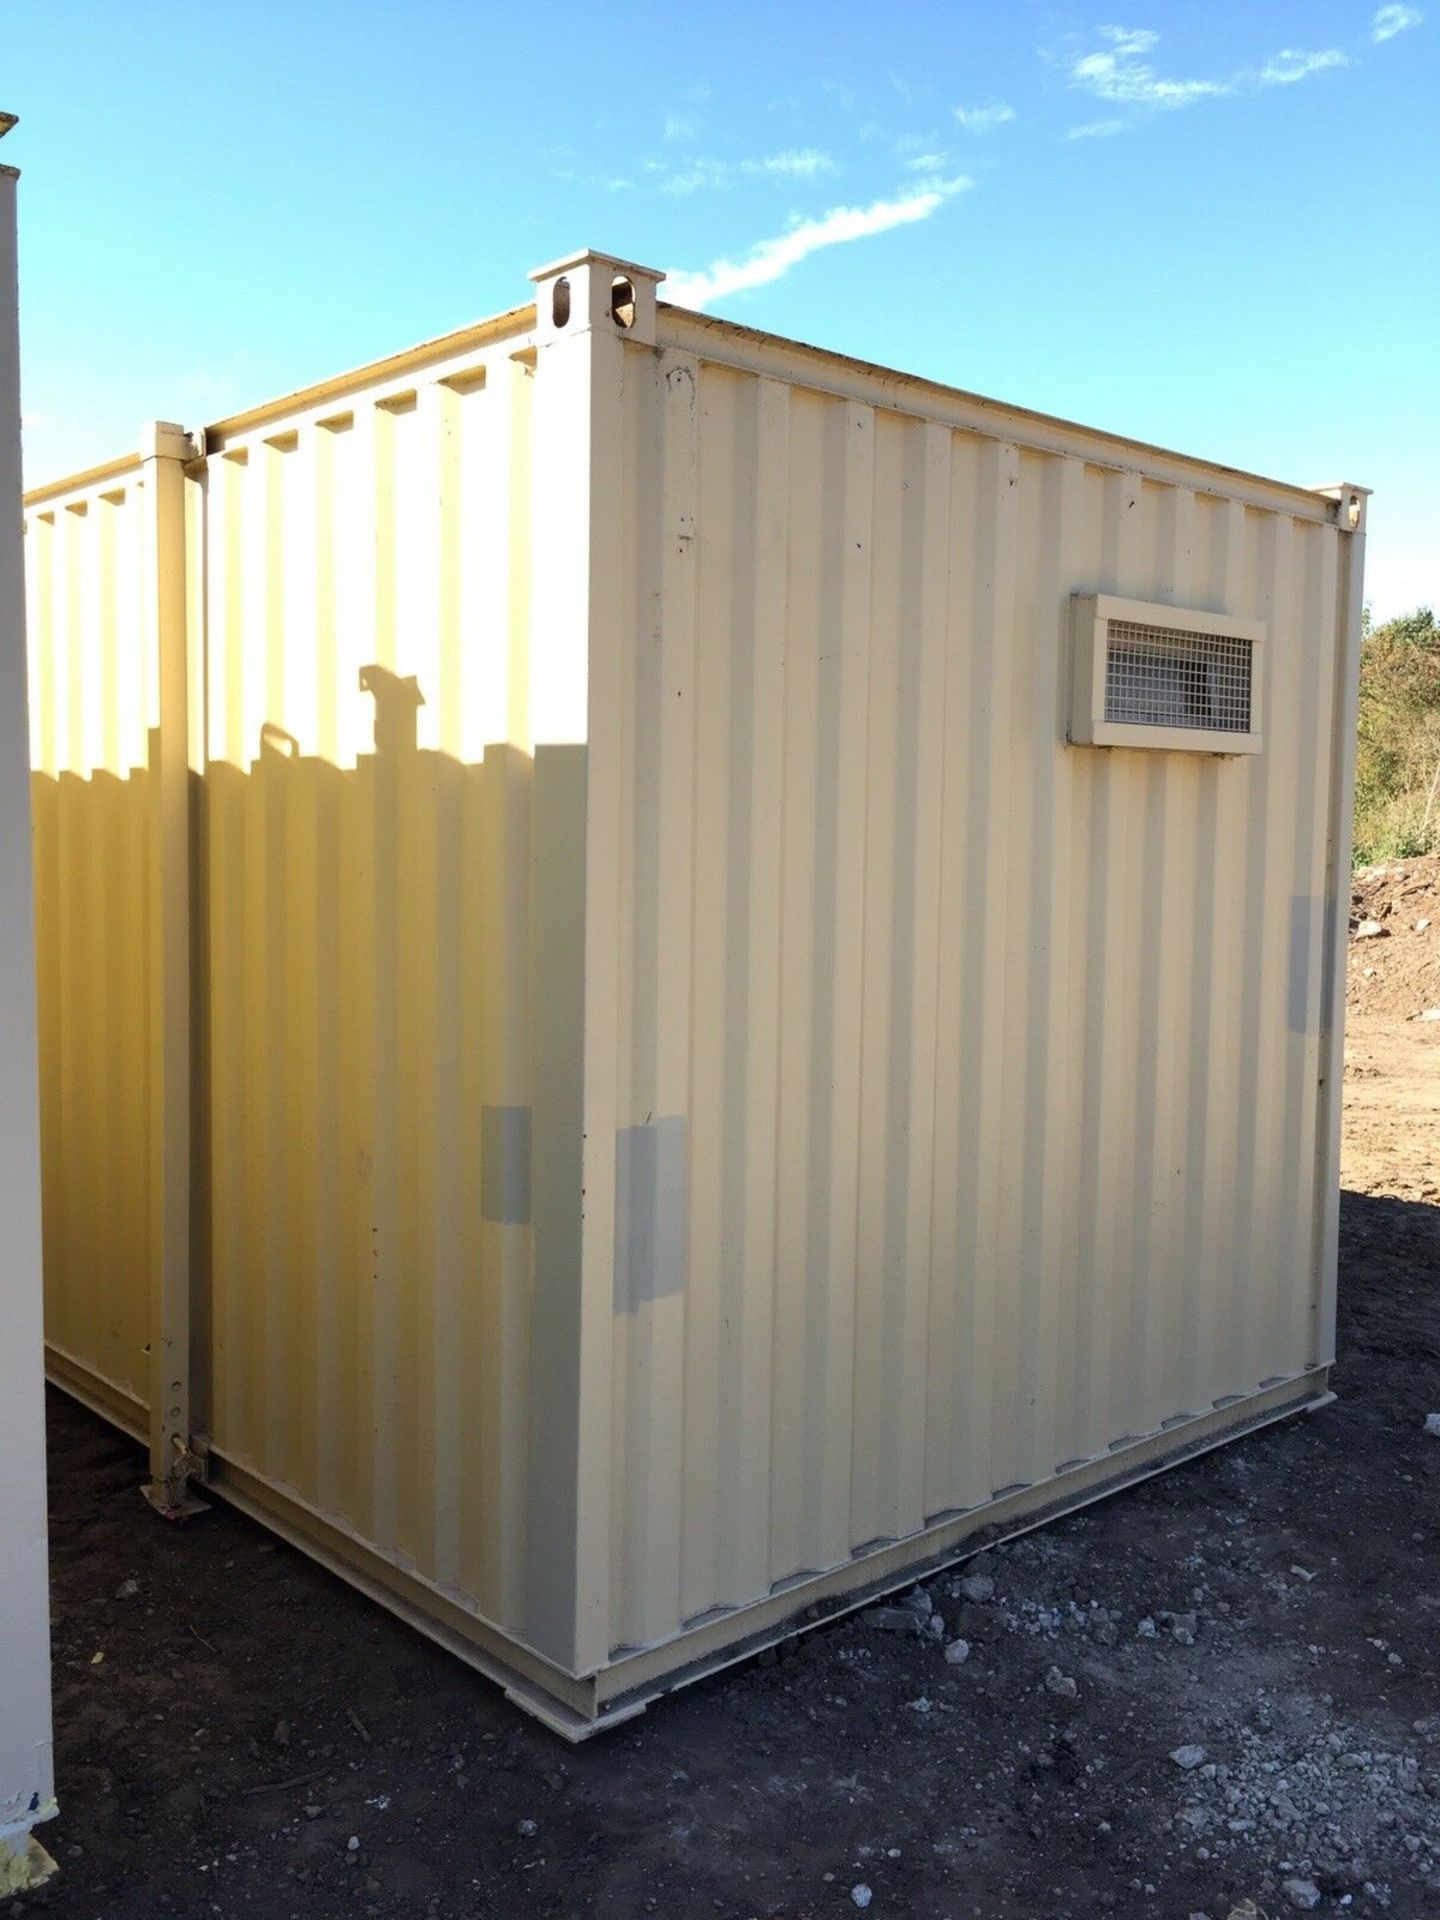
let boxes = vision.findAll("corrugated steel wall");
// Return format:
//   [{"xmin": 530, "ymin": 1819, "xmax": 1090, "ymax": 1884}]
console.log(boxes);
[
  {"xmin": 24, "ymin": 266, "xmax": 1361, "ymax": 1714},
  {"xmin": 26, "ymin": 464, "xmax": 155, "ymax": 1419},
  {"xmin": 194, "ymin": 327, "xmax": 594, "ymax": 1663},
  {"xmin": 594, "ymin": 312, "xmax": 1352, "ymax": 1658},
  {"xmin": 27, "ymin": 320, "xmax": 598, "ymax": 1670}
]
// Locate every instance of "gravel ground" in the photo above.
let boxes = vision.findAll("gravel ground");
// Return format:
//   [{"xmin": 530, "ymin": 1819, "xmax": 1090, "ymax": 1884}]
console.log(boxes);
[{"xmin": 22, "ymin": 1014, "xmax": 1440, "ymax": 1920}]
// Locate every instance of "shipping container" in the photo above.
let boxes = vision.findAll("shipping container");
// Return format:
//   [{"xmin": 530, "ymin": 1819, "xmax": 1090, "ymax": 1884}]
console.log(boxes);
[
  {"xmin": 1, "ymin": 121, "xmax": 58, "ymax": 1891},
  {"xmin": 24, "ymin": 249, "xmax": 1368, "ymax": 1737}
]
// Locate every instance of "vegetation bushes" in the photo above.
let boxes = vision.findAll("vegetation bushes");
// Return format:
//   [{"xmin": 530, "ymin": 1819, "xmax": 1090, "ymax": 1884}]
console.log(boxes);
[{"xmin": 1353, "ymin": 606, "xmax": 1440, "ymax": 866}]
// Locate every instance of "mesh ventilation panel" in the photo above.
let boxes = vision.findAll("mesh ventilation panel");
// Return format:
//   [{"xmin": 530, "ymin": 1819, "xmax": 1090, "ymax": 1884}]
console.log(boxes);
[{"xmin": 1104, "ymin": 619, "xmax": 1253, "ymax": 734}]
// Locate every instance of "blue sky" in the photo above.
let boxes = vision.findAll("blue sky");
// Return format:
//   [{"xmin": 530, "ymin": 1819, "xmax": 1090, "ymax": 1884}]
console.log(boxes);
[{"xmin": 5, "ymin": 1, "xmax": 1436, "ymax": 617}]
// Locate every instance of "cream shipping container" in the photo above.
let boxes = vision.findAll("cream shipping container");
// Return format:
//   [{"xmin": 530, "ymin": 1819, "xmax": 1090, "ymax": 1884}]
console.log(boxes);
[{"xmin": 24, "ymin": 249, "xmax": 1367, "ymax": 1737}]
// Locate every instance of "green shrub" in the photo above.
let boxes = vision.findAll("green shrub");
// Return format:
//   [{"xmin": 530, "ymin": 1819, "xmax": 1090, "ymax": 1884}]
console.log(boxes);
[{"xmin": 1353, "ymin": 606, "xmax": 1440, "ymax": 866}]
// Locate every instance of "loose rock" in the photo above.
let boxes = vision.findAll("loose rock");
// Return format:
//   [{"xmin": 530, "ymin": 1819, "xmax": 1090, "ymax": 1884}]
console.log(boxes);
[
  {"xmin": 1171, "ymin": 1745, "xmax": 1207, "ymax": 1770},
  {"xmin": 862, "ymin": 1607, "xmax": 926, "ymax": 1635},
  {"xmin": 851, "ymin": 1884, "xmax": 873, "ymax": 1909},
  {"xmin": 1044, "ymin": 1667, "xmax": 1078, "ymax": 1700},
  {"xmin": 1281, "ymin": 1878, "xmax": 1321, "ymax": 1911},
  {"xmin": 944, "ymin": 1638, "xmax": 971, "ymax": 1665}
]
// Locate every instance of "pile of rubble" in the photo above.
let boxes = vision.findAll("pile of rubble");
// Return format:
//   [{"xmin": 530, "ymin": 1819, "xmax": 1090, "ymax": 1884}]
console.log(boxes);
[{"xmin": 1348, "ymin": 852, "xmax": 1440, "ymax": 1020}]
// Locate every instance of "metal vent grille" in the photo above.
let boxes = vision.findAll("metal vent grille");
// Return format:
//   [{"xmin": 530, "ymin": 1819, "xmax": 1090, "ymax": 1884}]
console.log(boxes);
[{"xmin": 1104, "ymin": 619, "xmax": 1253, "ymax": 734}]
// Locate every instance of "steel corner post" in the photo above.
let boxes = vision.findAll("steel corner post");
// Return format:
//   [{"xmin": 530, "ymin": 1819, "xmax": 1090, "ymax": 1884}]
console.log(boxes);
[
  {"xmin": 1309, "ymin": 481, "xmax": 1371, "ymax": 1370},
  {"xmin": 525, "ymin": 251, "xmax": 660, "ymax": 1675},
  {"xmin": 140, "ymin": 420, "xmax": 206, "ymax": 1519},
  {"xmin": 0, "ymin": 136, "xmax": 59, "ymax": 1892},
  {"xmin": 527, "ymin": 249, "xmax": 616, "ymax": 1678}
]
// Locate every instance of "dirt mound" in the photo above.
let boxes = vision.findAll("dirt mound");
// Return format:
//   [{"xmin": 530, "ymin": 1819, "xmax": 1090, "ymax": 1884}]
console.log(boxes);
[{"xmin": 1347, "ymin": 850, "xmax": 1440, "ymax": 1020}]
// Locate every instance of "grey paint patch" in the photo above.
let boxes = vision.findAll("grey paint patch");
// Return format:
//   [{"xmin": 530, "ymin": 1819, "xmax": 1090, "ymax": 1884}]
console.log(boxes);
[
  {"xmin": 1288, "ymin": 895, "xmax": 1319, "ymax": 1034},
  {"xmin": 614, "ymin": 1116, "xmax": 688, "ymax": 1314},
  {"xmin": 482, "ymin": 1106, "xmax": 532, "ymax": 1224}
]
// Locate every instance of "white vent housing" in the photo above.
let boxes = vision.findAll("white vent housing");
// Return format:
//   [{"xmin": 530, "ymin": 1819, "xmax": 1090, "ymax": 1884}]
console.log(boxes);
[{"xmin": 1069, "ymin": 593, "xmax": 1265, "ymax": 755}]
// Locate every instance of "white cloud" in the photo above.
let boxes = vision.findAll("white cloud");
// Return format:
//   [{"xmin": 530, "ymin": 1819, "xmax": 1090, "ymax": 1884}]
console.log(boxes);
[
  {"xmin": 903, "ymin": 149, "xmax": 954, "ymax": 171},
  {"xmin": 954, "ymin": 100, "xmax": 1016, "ymax": 133},
  {"xmin": 1099, "ymin": 27, "xmax": 1157, "ymax": 54},
  {"xmin": 750, "ymin": 148, "xmax": 836, "ymax": 180},
  {"xmin": 664, "ymin": 111, "xmax": 701, "ymax": 143},
  {"xmin": 1064, "ymin": 24, "xmax": 1348, "ymax": 123},
  {"xmin": 1065, "ymin": 118, "xmax": 1127, "ymax": 140},
  {"xmin": 1372, "ymin": 3, "xmax": 1422, "ymax": 39},
  {"xmin": 649, "ymin": 159, "xmax": 722, "ymax": 196},
  {"xmin": 1259, "ymin": 47, "xmax": 1347, "ymax": 85},
  {"xmin": 665, "ymin": 179, "xmax": 972, "ymax": 309},
  {"xmin": 553, "ymin": 165, "xmax": 634, "ymax": 192},
  {"xmin": 1068, "ymin": 25, "xmax": 1227, "ymax": 108},
  {"xmin": 649, "ymin": 148, "xmax": 838, "ymax": 197}
]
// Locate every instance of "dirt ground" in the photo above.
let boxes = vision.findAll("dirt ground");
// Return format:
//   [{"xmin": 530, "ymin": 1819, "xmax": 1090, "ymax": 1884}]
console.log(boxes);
[
  {"xmin": 1344, "ymin": 852, "xmax": 1440, "ymax": 1205},
  {"xmin": 22, "ymin": 929, "xmax": 1440, "ymax": 1919},
  {"xmin": 1348, "ymin": 853, "xmax": 1440, "ymax": 1025}
]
